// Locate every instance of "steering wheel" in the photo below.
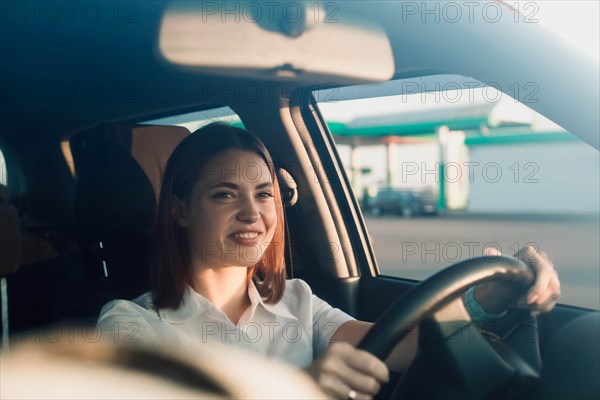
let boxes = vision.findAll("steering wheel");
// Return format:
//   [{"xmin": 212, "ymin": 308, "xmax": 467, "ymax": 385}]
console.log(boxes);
[{"xmin": 358, "ymin": 255, "xmax": 542, "ymax": 400}]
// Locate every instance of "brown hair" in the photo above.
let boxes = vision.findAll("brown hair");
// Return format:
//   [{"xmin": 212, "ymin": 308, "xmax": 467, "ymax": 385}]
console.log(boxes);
[{"xmin": 151, "ymin": 123, "xmax": 286, "ymax": 309}]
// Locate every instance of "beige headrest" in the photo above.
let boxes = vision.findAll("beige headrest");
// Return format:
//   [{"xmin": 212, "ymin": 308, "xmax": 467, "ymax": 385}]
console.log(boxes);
[
  {"xmin": 130, "ymin": 125, "xmax": 191, "ymax": 204},
  {"xmin": 72, "ymin": 124, "xmax": 190, "ymax": 235}
]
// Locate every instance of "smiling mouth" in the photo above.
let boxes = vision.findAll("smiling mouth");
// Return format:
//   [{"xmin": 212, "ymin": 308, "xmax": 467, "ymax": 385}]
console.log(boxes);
[{"xmin": 233, "ymin": 232, "xmax": 259, "ymax": 239}]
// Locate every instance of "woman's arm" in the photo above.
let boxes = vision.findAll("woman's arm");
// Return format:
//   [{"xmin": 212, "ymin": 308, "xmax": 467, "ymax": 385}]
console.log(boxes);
[
  {"xmin": 329, "ymin": 245, "xmax": 560, "ymax": 374},
  {"xmin": 331, "ymin": 320, "xmax": 417, "ymax": 373},
  {"xmin": 303, "ymin": 320, "xmax": 415, "ymax": 399},
  {"xmin": 306, "ymin": 245, "xmax": 560, "ymax": 398}
]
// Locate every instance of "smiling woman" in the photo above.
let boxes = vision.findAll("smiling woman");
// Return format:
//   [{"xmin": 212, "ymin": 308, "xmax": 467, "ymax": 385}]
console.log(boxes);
[
  {"xmin": 152, "ymin": 123, "xmax": 286, "ymax": 309},
  {"xmin": 96, "ymin": 123, "xmax": 394, "ymax": 399},
  {"xmin": 3, "ymin": 1, "xmax": 595, "ymax": 397},
  {"xmin": 96, "ymin": 121, "xmax": 561, "ymax": 399}
]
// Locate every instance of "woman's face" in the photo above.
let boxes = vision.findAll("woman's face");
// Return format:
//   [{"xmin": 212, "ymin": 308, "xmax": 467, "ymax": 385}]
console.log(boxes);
[{"xmin": 174, "ymin": 149, "xmax": 278, "ymax": 269}]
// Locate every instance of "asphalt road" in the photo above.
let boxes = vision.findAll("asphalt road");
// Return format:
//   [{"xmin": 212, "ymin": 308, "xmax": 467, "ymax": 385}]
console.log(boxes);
[{"xmin": 365, "ymin": 213, "xmax": 600, "ymax": 310}]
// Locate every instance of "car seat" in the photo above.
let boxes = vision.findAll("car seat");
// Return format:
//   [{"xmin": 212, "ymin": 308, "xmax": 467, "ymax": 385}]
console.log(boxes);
[{"xmin": 70, "ymin": 123, "xmax": 190, "ymax": 303}]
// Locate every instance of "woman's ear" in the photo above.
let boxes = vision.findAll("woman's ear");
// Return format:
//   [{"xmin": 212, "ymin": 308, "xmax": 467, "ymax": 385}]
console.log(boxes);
[{"xmin": 172, "ymin": 196, "xmax": 189, "ymax": 227}]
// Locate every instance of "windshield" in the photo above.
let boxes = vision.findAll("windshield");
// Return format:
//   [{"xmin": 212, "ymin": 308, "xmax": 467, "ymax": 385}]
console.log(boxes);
[{"xmin": 316, "ymin": 75, "xmax": 599, "ymax": 310}]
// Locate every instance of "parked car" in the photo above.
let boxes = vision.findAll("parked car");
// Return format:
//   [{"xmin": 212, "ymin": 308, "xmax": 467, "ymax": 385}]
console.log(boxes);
[
  {"xmin": 0, "ymin": 1, "xmax": 598, "ymax": 399},
  {"xmin": 369, "ymin": 188, "xmax": 437, "ymax": 217}
]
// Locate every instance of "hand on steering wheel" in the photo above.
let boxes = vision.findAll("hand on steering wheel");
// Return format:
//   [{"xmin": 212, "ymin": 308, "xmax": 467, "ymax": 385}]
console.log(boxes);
[
  {"xmin": 305, "ymin": 342, "xmax": 389, "ymax": 400},
  {"xmin": 479, "ymin": 246, "xmax": 561, "ymax": 316},
  {"xmin": 358, "ymin": 255, "xmax": 544, "ymax": 400}
]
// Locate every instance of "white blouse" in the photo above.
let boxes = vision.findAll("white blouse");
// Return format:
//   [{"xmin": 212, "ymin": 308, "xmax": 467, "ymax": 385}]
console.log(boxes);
[{"xmin": 97, "ymin": 278, "xmax": 355, "ymax": 368}]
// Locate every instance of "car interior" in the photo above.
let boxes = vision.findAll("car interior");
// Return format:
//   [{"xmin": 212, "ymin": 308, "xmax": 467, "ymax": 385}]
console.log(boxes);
[{"xmin": 1, "ymin": 1, "xmax": 599, "ymax": 399}]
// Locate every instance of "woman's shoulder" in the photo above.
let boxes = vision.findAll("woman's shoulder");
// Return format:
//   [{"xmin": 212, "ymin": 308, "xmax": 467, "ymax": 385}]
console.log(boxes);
[
  {"xmin": 283, "ymin": 278, "xmax": 313, "ymax": 298},
  {"xmin": 97, "ymin": 292, "xmax": 162, "ymax": 345},
  {"xmin": 98, "ymin": 291, "xmax": 157, "ymax": 323}
]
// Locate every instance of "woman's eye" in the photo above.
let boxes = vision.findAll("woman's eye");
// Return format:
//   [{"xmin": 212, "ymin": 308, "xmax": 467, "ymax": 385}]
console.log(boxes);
[
  {"xmin": 213, "ymin": 192, "xmax": 235, "ymax": 199},
  {"xmin": 258, "ymin": 192, "xmax": 274, "ymax": 198}
]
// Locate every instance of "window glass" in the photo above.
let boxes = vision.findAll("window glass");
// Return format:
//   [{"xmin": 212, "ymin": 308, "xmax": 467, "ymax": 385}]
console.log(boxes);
[
  {"xmin": 315, "ymin": 75, "xmax": 600, "ymax": 310},
  {"xmin": 141, "ymin": 106, "xmax": 244, "ymax": 131},
  {"xmin": 0, "ymin": 148, "xmax": 6, "ymax": 185}
]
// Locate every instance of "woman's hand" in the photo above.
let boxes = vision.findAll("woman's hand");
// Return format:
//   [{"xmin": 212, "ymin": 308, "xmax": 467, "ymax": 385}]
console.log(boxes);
[
  {"xmin": 476, "ymin": 246, "xmax": 561, "ymax": 315},
  {"xmin": 305, "ymin": 342, "xmax": 389, "ymax": 400}
]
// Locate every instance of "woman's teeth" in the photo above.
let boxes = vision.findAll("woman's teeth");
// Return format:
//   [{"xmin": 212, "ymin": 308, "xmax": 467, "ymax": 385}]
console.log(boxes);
[{"xmin": 235, "ymin": 232, "xmax": 258, "ymax": 239}]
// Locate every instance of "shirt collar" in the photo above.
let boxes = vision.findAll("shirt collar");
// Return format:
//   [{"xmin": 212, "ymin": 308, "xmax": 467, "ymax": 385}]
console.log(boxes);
[
  {"xmin": 158, "ymin": 287, "xmax": 210, "ymax": 323},
  {"xmin": 248, "ymin": 280, "xmax": 298, "ymax": 322},
  {"xmin": 158, "ymin": 280, "xmax": 297, "ymax": 323}
]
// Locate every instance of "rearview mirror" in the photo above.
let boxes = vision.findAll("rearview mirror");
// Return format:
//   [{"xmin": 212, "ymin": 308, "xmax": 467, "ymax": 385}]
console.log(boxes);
[{"xmin": 158, "ymin": 1, "xmax": 395, "ymax": 84}]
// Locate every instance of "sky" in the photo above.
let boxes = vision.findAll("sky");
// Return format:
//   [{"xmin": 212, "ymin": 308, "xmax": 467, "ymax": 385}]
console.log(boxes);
[
  {"xmin": 319, "ymin": 1, "xmax": 599, "ymax": 124},
  {"xmin": 525, "ymin": 0, "xmax": 599, "ymax": 62}
]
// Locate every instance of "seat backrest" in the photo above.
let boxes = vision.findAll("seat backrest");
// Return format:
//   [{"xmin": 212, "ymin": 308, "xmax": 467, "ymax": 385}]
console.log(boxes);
[
  {"xmin": 2, "ymin": 124, "xmax": 190, "ymax": 335},
  {"xmin": 70, "ymin": 123, "xmax": 190, "ymax": 299},
  {"xmin": 0, "ymin": 184, "xmax": 20, "ymax": 277},
  {"xmin": 2, "ymin": 184, "xmax": 87, "ymax": 335}
]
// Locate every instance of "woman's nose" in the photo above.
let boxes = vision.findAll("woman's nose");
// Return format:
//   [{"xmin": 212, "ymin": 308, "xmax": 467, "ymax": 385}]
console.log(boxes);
[{"xmin": 236, "ymin": 197, "xmax": 260, "ymax": 223}]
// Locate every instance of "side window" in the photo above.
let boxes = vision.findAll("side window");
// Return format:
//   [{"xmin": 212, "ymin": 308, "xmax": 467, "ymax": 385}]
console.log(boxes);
[
  {"xmin": 315, "ymin": 75, "xmax": 599, "ymax": 310},
  {"xmin": 141, "ymin": 106, "xmax": 244, "ymax": 130},
  {"xmin": 0, "ymin": 148, "xmax": 6, "ymax": 185}
]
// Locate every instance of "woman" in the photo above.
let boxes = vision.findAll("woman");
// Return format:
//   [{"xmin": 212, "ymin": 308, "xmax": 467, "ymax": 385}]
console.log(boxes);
[{"xmin": 98, "ymin": 123, "xmax": 560, "ymax": 399}]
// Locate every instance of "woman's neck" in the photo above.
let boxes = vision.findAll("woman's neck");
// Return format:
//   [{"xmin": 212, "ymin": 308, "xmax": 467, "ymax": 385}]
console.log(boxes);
[{"xmin": 191, "ymin": 266, "xmax": 250, "ymax": 325}]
